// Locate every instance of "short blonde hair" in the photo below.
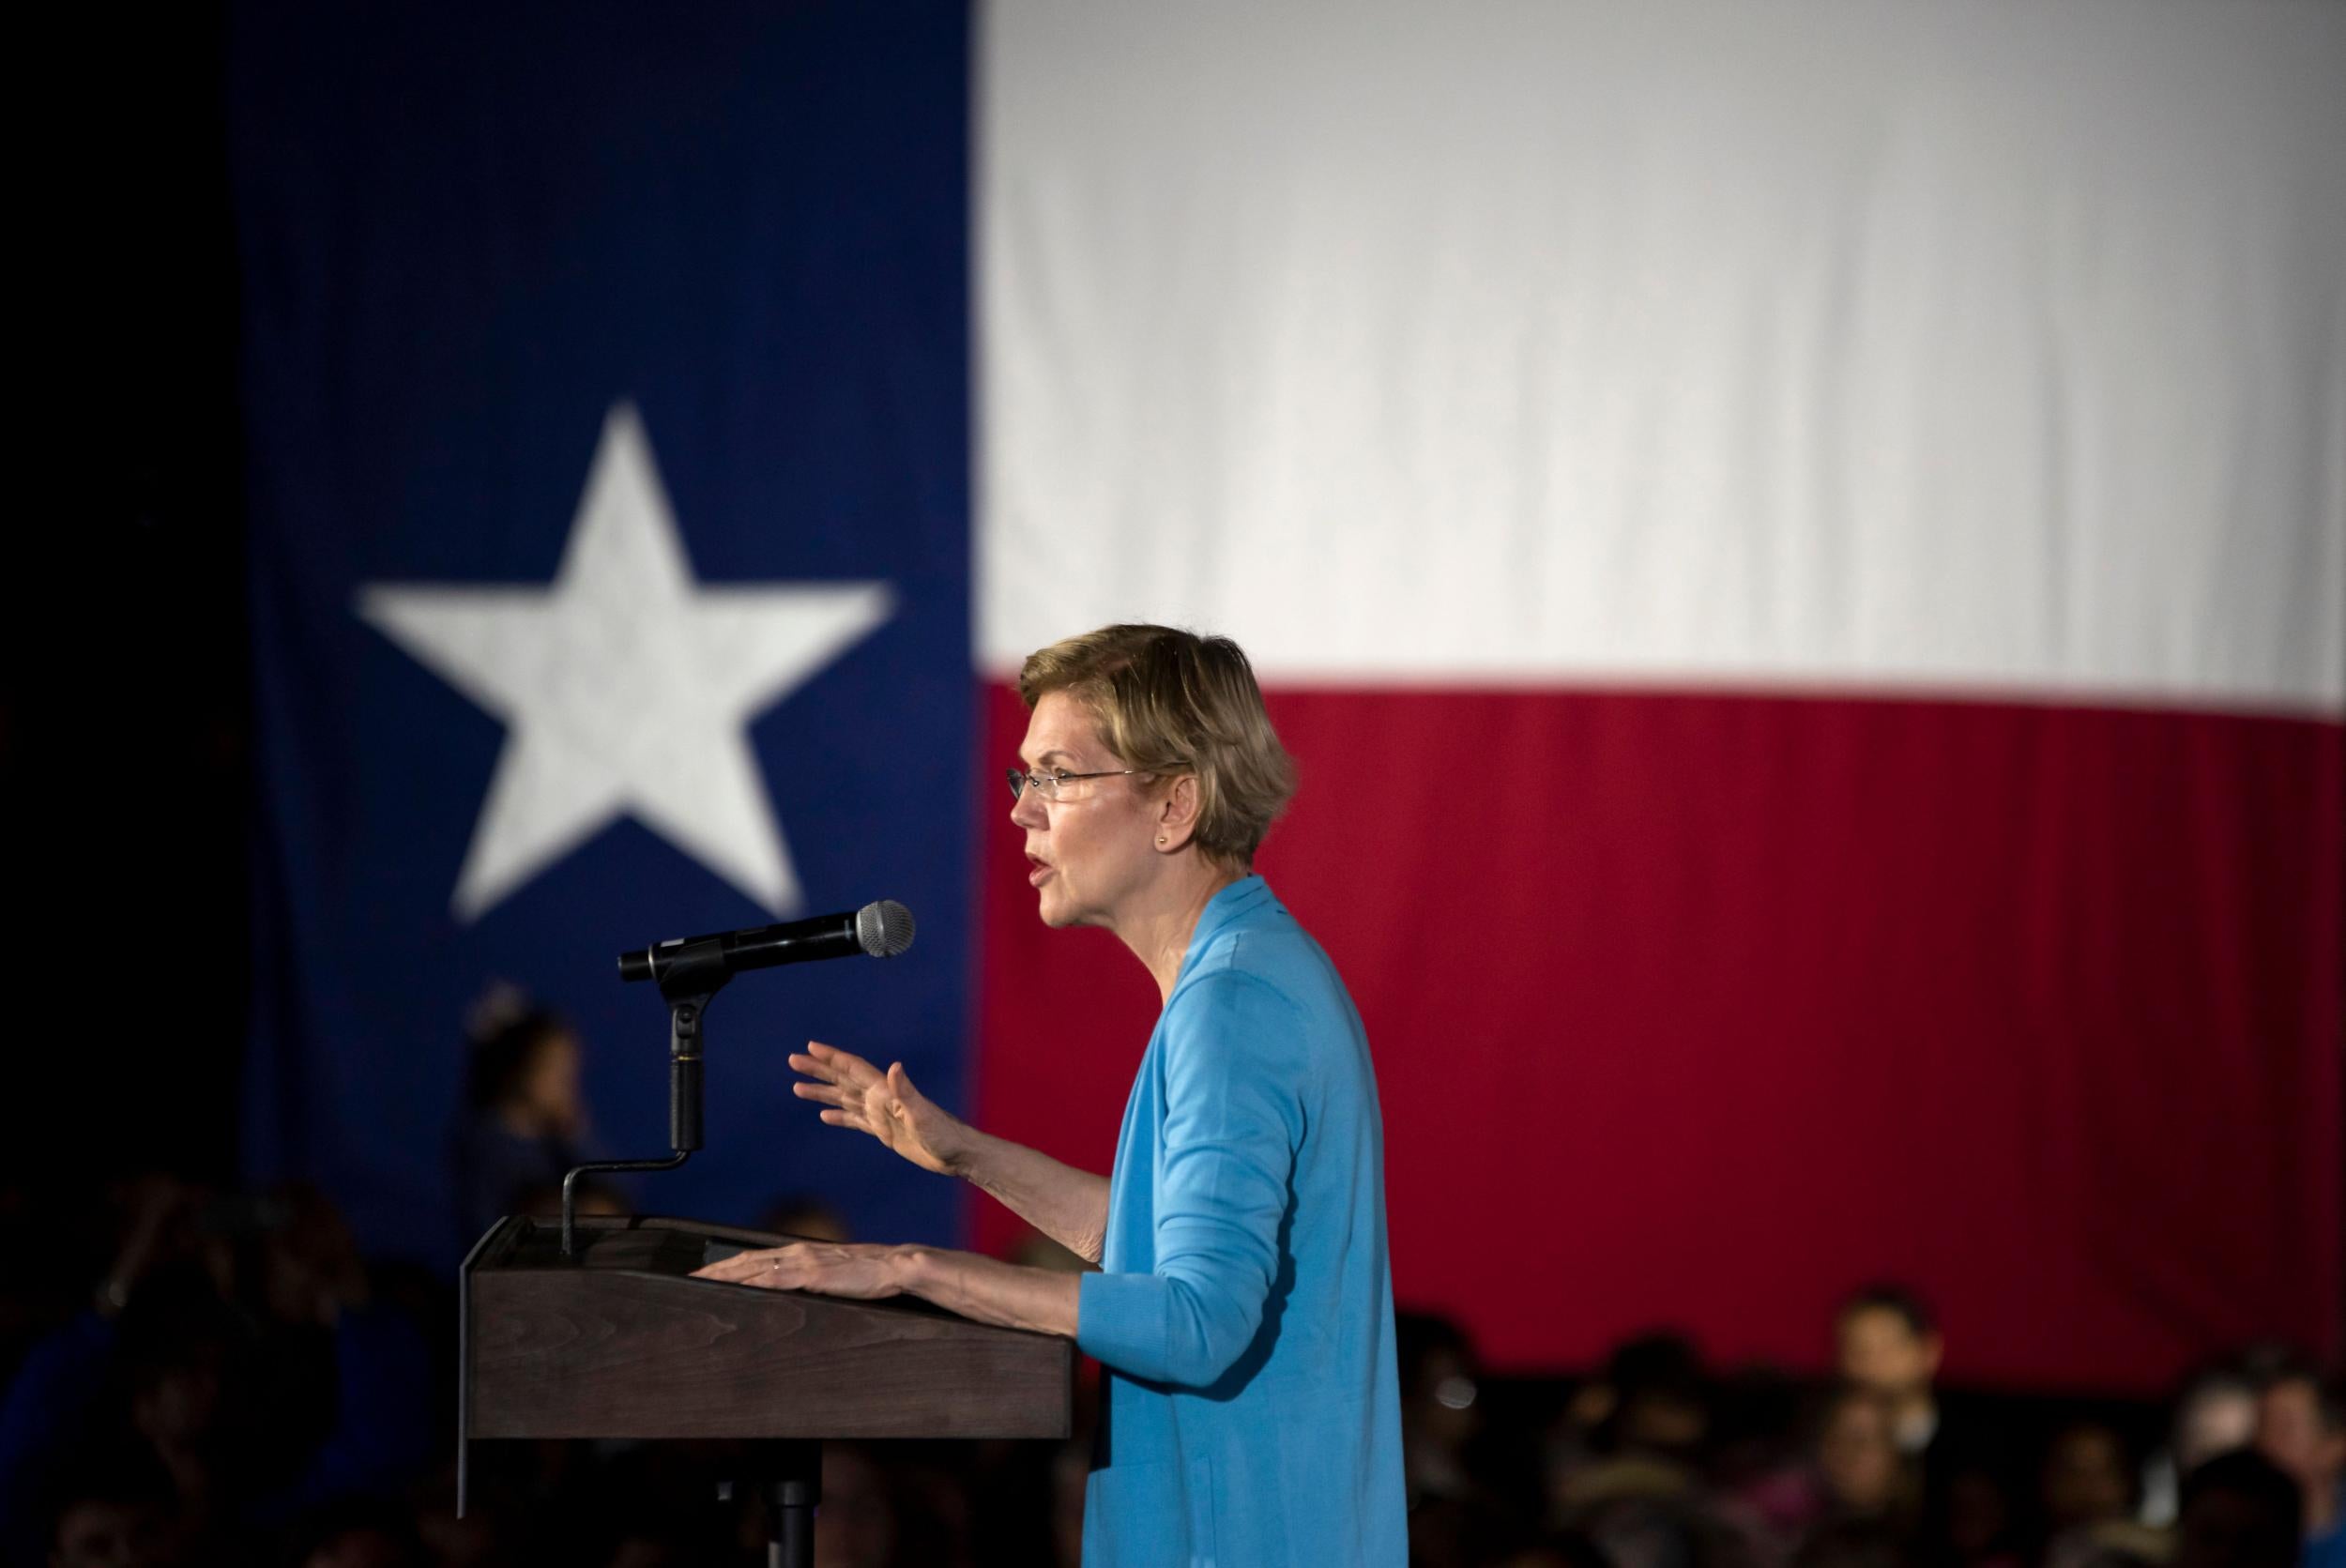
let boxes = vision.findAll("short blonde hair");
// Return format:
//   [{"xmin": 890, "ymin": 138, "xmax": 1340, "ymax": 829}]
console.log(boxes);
[{"xmin": 1018, "ymin": 625, "xmax": 1297, "ymax": 869}]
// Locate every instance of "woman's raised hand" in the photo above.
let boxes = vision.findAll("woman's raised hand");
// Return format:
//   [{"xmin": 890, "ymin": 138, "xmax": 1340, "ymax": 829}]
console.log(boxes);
[{"xmin": 789, "ymin": 1042, "xmax": 967, "ymax": 1177}]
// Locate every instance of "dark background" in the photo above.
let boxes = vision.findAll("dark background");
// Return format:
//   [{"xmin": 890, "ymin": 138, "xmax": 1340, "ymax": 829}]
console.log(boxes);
[{"xmin": 9, "ymin": 3, "xmax": 247, "ymax": 1190}]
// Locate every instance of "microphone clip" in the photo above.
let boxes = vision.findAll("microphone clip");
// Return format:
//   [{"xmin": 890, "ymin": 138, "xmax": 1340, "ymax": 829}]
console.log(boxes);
[{"xmin": 559, "ymin": 938, "xmax": 733, "ymax": 1258}]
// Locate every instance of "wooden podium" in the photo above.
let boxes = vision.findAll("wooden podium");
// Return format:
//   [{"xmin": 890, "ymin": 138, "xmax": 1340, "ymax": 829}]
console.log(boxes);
[{"xmin": 460, "ymin": 1213, "xmax": 1075, "ymax": 1561}]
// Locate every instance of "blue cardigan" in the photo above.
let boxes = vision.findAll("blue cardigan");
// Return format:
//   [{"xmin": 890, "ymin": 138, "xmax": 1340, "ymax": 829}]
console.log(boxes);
[{"xmin": 1076, "ymin": 876, "xmax": 1407, "ymax": 1566}]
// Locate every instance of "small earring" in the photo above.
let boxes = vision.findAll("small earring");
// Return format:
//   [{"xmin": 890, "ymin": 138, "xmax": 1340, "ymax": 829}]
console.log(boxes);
[{"xmin": 1156, "ymin": 836, "xmax": 1166, "ymax": 846}]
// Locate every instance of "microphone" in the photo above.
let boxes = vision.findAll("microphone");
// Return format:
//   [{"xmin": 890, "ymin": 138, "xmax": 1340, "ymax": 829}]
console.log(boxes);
[{"xmin": 617, "ymin": 900, "xmax": 915, "ymax": 985}]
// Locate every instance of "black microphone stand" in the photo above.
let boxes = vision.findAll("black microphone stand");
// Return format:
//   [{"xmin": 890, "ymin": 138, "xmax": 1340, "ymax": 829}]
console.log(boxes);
[
  {"xmin": 554, "ymin": 936, "xmax": 823, "ymax": 1568},
  {"xmin": 559, "ymin": 934, "xmax": 728, "ymax": 1256}
]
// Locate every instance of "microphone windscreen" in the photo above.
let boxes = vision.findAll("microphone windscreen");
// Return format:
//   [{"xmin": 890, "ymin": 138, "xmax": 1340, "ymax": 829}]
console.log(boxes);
[{"xmin": 854, "ymin": 899, "xmax": 916, "ymax": 959}]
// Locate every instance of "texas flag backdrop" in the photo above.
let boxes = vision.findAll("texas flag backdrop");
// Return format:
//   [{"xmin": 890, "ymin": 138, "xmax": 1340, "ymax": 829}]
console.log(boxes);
[{"xmin": 236, "ymin": 0, "xmax": 2343, "ymax": 1391}]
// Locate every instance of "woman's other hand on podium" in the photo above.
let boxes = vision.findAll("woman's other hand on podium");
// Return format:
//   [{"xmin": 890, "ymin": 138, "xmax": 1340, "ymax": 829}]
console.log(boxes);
[
  {"xmin": 693, "ymin": 1241, "xmax": 914, "ymax": 1299},
  {"xmin": 693, "ymin": 1243, "xmax": 1080, "ymax": 1337},
  {"xmin": 788, "ymin": 1042, "xmax": 967, "ymax": 1177}
]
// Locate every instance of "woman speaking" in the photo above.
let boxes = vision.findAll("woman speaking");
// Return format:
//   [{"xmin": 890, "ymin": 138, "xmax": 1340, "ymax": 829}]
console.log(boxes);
[{"xmin": 696, "ymin": 625, "xmax": 1407, "ymax": 1565}]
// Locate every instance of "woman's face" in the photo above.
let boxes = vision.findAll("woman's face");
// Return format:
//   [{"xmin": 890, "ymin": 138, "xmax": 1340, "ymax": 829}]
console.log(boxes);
[{"xmin": 1012, "ymin": 691, "xmax": 1165, "ymax": 929}]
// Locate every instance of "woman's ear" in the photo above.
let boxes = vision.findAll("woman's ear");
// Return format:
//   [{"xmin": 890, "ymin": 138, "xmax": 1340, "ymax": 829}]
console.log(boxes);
[{"xmin": 1153, "ymin": 773, "xmax": 1200, "ymax": 853}]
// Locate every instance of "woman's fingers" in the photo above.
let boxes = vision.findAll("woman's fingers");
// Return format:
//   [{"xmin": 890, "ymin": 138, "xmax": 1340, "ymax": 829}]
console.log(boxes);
[
  {"xmin": 793, "ymin": 1044, "xmax": 891, "ymax": 1098},
  {"xmin": 804, "ymin": 1041, "xmax": 880, "ymax": 1075},
  {"xmin": 788, "ymin": 1049, "xmax": 844, "ymax": 1084},
  {"xmin": 794, "ymin": 1042, "xmax": 916, "ymax": 1145},
  {"xmin": 693, "ymin": 1243, "xmax": 815, "ymax": 1288},
  {"xmin": 788, "ymin": 1050, "xmax": 857, "ymax": 1083},
  {"xmin": 692, "ymin": 1246, "xmax": 775, "ymax": 1283}
]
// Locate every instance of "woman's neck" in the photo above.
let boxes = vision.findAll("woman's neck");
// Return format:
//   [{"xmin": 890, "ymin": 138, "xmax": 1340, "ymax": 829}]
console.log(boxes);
[{"xmin": 1113, "ymin": 860, "xmax": 1245, "ymax": 1005}]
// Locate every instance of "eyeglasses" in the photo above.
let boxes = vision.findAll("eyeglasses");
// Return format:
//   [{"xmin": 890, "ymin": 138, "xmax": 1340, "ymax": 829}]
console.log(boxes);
[{"xmin": 1005, "ymin": 767, "xmax": 1156, "ymax": 803}]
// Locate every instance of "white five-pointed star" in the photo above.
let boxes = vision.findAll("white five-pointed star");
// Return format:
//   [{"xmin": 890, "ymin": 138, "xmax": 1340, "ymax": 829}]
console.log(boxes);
[{"xmin": 359, "ymin": 403, "xmax": 892, "ymax": 921}]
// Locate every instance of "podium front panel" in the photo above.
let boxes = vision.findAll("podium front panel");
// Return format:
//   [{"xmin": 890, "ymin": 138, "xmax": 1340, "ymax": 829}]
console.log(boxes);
[{"xmin": 463, "ymin": 1215, "xmax": 1075, "ymax": 1441}]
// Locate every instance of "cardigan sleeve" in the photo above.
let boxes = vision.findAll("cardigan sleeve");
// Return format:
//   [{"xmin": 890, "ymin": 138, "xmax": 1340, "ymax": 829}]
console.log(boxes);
[{"xmin": 1077, "ymin": 967, "xmax": 1303, "ymax": 1387}]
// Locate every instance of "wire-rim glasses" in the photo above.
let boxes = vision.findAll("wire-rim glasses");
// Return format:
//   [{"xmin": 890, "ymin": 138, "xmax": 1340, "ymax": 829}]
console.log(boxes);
[{"xmin": 1005, "ymin": 767, "xmax": 1154, "ymax": 803}]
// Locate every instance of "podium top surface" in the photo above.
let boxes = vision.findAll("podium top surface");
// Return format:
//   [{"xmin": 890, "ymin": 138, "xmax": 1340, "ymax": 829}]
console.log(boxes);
[
  {"xmin": 476, "ymin": 1210, "xmax": 784, "ymax": 1259},
  {"xmin": 480, "ymin": 1212, "xmax": 799, "ymax": 1277},
  {"xmin": 472, "ymin": 1214, "xmax": 977, "ymax": 1321}
]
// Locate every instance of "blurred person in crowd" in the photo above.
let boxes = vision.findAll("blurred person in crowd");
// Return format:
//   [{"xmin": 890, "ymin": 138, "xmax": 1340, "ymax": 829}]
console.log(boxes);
[
  {"xmin": 0, "ymin": 1180, "xmax": 434, "ymax": 1568},
  {"xmin": 1729, "ymin": 1382, "xmax": 1913, "ymax": 1568},
  {"xmin": 2042, "ymin": 1423, "xmax": 2135, "ymax": 1535},
  {"xmin": 1546, "ymin": 1332, "xmax": 1714, "ymax": 1530},
  {"xmin": 236, "ymin": 1184, "xmax": 435, "ymax": 1521},
  {"xmin": 1398, "ymin": 1312, "xmax": 1515, "ymax": 1568},
  {"xmin": 2143, "ymin": 1364, "xmax": 2261, "ymax": 1528},
  {"xmin": 1816, "ymin": 1386, "xmax": 1914, "ymax": 1526},
  {"xmin": 697, "ymin": 626, "xmax": 1407, "ymax": 1565},
  {"xmin": 2038, "ymin": 1423, "xmax": 2141, "ymax": 1568},
  {"xmin": 116, "ymin": 1276, "xmax": 251, "ymax": 1559},
  {"xmin": 1550, "ymin": 1335, "xmax": 1750, "ymax": 1568},
  {"xmin": 452, "ymin": 988, "xmax": 592, "ymax": 1245},
  {"xmin": 2254, "ymin": 1363, "xmax": 2345, "ymax": 1568},
  {"xmin": 1, "ymin": 1180, "xmax": 226, "ymax": 1562},
  {"xmin": 1837, "ymin": 1286, "xmax": 1944, "ymax": 1459},
  {"xmin": 1600, "ymin": 1333, "xmax": 1713, "ymax": 1465},
  {"xmin": 1399, "ymin": 1311, "xmax": 1487, "ymax": 1508},
  {"xmin": 1836, "ymin": 1285, "xmax": 2018, "ymax": 1568},
  {"xmin": 2175, "ymin": 1450, "xmax": 2304, "ymax": 1568},
  {"xmin": 39, "ymin": 1457, "xmax": 173, "ymax": 1568},
  {"xmin": 757, "ymin": 1194, "xmax": 849, "ymax": 1243}
]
